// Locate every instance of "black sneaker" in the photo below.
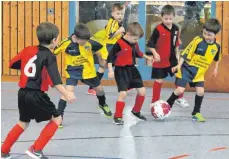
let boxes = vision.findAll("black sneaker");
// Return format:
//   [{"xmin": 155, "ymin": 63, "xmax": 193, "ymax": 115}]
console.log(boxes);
[
  {"xmin": 25, "ymin": 146, "xmax": 48, "ymax": 159},
  {"xmin": 131, "ymin": 111, "xmax": 147, "ymax": 121},
  {"xmin": 1, "ymin": 153, "xmax": 11, "ymax": 159},
  {"xmin": 98, "ymin": 104, "xmax": 112, "ymax": 118},
  {"xmin": 113, "ymin": 118, "xmax": 124, "ymax": 125}
]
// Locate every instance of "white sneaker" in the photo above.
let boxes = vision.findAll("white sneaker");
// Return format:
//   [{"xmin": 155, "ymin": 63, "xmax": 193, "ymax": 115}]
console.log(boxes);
[{"xmin": 175, "ymin": 97, "xmax": 189, "ymax": 108}]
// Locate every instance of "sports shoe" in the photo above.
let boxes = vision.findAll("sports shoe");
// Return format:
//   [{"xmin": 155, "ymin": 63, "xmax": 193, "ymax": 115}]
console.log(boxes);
[
  {"xmin": 25, "ymin": 146, "xmax": 48, "ymax": 159},
  {"xmin": 175, "ymin": 97, "xmax": 189, "ymax": 108},
  {"xmin": 98, "ymin": 104, "xmax": 112, "ymax": 118},
  {"xmin": 131, "ymin": 111, "xmax": 147, "ymax": 121},
  {"xmin": 58, "ymin": 123, "xmax": 63, "ymax": 129},
  {"xmin": 113, "ymin": 118, "xmax": 124, "ymax": 125},
  {"xmin": 87, "ymin": 89, "xmax": 96, "ymax": 95},
  {"xmin": 192, "ymin": 113, "xmax": 206, "ymax": 122},
  {"xmin": 1, "ymin": 153, "xmax": 11, "ymax": 159}
]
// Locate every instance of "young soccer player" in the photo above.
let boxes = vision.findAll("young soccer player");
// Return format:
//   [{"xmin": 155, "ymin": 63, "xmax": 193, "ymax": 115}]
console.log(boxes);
[
  {"xmin": 108, "ymin": 22, "xmax": 154, "ymax": 125},
  {"xmin": 54, "ymin": 23, "xmax": 112, "ymax": 128},
  {"xmin": 166, "ymin": 18, "xmax": 221, "ymax": 122},
  {"xmin": 1, "ymin": 22, "xmax": 76, "ymax": 159},
  {"xmin": 147, "ymin": 5, "xmax": 189, "ymax": 107},
  {"xmin": 87, "ymin": 3, "xmax": 126, "ymax": 95}
]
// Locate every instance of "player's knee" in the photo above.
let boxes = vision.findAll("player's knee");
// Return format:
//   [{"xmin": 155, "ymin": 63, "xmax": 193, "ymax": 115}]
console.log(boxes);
[
  {"xmin": 137, "ymin": 87, "xmax": 145, "ymax": 96},
  {"xmin": 118, "ymin": 91, "xmax": 127, "ymax": 101},
  {"xmin": 52, "ymin": 115, "xmax": 62, "ymax": 126},
  {"xmin": 94, "ymin": 85, "xmax": 104, "ymax": 96},
  {"xmin": 196, "ymin": 88, "xmax": 204, "ymax": 96},
  {"xmin": 175, "ymin": 87, "xmax": 185, "ymax": 95},
  {"xmin": 155, "ymin": 79, "xmax": 163, "ymax": 83},
  {"xmin": 18, "ymin": 121, "xmax": 29, "ymax": 130}
]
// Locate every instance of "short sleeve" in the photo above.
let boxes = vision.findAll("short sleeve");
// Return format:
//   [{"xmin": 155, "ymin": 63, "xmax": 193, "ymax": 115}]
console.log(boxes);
[
  {"xmin": 147, "ymin": 28, "xmax": 159, "ymax": 48},
  {"xmin": 214, "ymin": 44, "xmax": 221, "ymax": 62},
  {"xmin": 46, "ymin": 54, "xmax": 62, "ymax": 85}
]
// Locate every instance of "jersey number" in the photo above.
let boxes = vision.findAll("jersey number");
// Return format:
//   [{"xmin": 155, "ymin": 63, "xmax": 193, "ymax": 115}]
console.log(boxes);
[{"xmin": 24, "ymin": 55, "xmax": 37, "ymax": 77}]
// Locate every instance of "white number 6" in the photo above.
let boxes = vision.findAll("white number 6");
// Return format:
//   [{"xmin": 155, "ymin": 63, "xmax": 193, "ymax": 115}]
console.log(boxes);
[{"xmin": 24, "ymin": 55, "xmax": 37, "ymax": 77}]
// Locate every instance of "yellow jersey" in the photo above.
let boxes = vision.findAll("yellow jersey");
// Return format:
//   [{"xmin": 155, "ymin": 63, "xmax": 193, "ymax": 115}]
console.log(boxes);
[
  {"xmin": 176, "ymin": 36, "xmax": 221, "ymax": 82},
  {"xmin": 54, "ymin": 36, "xmax": 102, "ymax": 79},
  {"xmin": 91, "ymin": 17, "xmax": 122, "ymax": 45}
]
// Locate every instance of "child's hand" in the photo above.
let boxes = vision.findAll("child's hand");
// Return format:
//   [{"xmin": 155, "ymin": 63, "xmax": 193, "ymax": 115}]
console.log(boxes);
[
  {"xmin": 119, "ymin": 27, "xmax": 125, "ymax": 33},
  {"xmin": 64, "ymin": 92, "xmax": 76, "ymax": 104},
  {"xmin": 171, "ymin": 65, "xmax": 180, "ymax": 73},
  {"xmin": 147, "ymin": 56, "xmax": 154, "ymax": 62},
  {"xmin": 212, "ymin": 68, "xmax": 218, "ymax": 77},
  {"xmin": 108, "ymin": 71, "xmax": 114, "ymax": 79},
  {"xmin": 153, "ymin": 52, "xmax": 160, "ymax": 62}
]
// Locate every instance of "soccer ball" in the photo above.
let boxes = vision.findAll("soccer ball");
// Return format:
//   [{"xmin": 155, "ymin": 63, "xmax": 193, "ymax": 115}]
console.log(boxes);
[{"xmin": 150, "ymin": 100, "xmax": 171, "ymax": 120}]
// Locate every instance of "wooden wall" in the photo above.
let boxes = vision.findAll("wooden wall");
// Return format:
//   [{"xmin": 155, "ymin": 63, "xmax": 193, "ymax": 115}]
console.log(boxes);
[
  {"xmin": 204, "ymin": 1, "xmax": 229, "ymax": 92},
  {"xmin": 2, "ymin": 1, "xmax": 69, "ymax": 77},
  {"xmin": 1, "ymin": 1, "xmax": 229, "ymax": 92}
]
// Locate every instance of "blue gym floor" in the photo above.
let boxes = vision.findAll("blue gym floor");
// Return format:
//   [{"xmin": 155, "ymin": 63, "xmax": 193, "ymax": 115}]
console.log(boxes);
[{"xmin": 1, "ymin": 82, "xmax": 229, "ymax": 159}]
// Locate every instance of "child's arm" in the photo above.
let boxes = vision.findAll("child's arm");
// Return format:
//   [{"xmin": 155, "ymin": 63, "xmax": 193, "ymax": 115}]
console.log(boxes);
[
  {"xmin": 107, "ymin": 43, "xmax": 121, "ymax": 78},
  {"xmin": 212, "ymin": 45, "xmax": 221, "ymax": 77},
  {"xmin": 106, "ymin": 19, "xmax": 125, "ymax": 39},
  {"xmin": 53, "ymin": 38, "xmax": 70, "ymax": 55},
  {"xmin": 147, "ymin": 28, "xmax": 160, "ymax": 62},
  {"xmin": 9, "ymin": 48, "xmax": 25, "ymax": 69},
  {"xmin": 135, "ymin": 43, "xmax": 154, "ymax": 62}
]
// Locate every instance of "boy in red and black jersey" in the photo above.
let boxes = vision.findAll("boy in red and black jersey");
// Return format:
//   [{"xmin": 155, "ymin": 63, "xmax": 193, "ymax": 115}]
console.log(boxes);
[
  {"xmin": 108, "ymin": 22, "xmax": 153, "ymax": 125},
  {"xmin": 1, "ymin": 22, "xmax": 76, "ymax": 159},
  {"xmin": 147, "ymin": 5, "xmax": 189, "ymax": 107}
]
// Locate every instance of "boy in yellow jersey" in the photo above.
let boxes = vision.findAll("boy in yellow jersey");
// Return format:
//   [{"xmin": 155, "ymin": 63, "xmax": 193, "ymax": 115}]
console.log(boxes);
[
  {"xmin": 87, "ymin": 3, "xmax": 126, "ymax": 95},
  {"xmin": 166, "ymin": 18, "xmax": 221, "ymax": 122},
  {"xmin": 54, "ymin": 24, "xmax": 112, "ymax": 128}
]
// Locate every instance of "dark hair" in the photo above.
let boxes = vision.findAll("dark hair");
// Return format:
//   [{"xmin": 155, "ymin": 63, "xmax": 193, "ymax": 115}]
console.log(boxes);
[
  {"xmin": 161, "ymin": 5, "xmax": 175, "ymax": 16},
  {"xmin": 112, "ymin": 3, "xmax": 124, "ymax": 11},
  {"xmin": 126, "ymin": 22, "xmax": 144, "ymax": 38},
  {"xmin": 36, "ymin": 22, "xmax": 59, "ymax": 45},
  {"xmin": 74, "ymin": 23, "xmax": 90, "ymax": 40},
  {"xmin": 203, "ymin": 18, "xmax": 221, "ymax": 34}
]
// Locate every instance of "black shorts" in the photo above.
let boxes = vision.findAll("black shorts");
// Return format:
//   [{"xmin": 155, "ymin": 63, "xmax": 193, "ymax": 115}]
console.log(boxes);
[
  {"xmin": 66, "ymin": 76, "xmax": 100, "ymax": 88},
  {"xmin": 175, "ymin": 78, "xmax": 204, "ymax": 88},
  {"xmin": 151, "ymin": 67, "xmax": 174, "ymax": 79},
  {"xmin": 115, "ymin": 66, "xmax": 144, "ymax": 92},
  {"xmin": 18, "ymin": 88, "xmax": 60, "ymax": 123}
]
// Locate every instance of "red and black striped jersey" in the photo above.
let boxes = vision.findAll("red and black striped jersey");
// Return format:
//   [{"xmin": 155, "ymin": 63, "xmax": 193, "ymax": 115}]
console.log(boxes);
[
  {"xmin": 147, "ymin": 23, "xmax": 180, "ymax": 68},
  {"xmin": 9, "ymin": 45, "xmax": 62, "ymax": 91},
  {"xmin": 108, "ymin": 38, "xmax": 144, "ymax": 66}
]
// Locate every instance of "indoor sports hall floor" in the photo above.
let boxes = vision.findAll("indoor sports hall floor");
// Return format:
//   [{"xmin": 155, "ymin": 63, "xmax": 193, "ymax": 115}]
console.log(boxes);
[{"xmin": 1, "ymin": 82, "xmax": 229, "ymax": 159}]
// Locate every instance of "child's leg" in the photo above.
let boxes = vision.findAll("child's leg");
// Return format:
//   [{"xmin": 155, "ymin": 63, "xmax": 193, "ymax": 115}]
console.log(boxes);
[
  {"xmin": 1, "ymin": 121, "xmax": 29, "ymax": 154},
  {"xmin": 32, "ymin": 116, "xmax": 62, "ymax": 151},
  {"xmin": 94, "ymin": 84, "xmax": 112, "ymax": 117},
  {"xmin": 152, "ymin": 79, "xmax": 163, "ymax": 103},
  {"xmin": 192, "ymin": 87, "xmax": 205, "ymax": 116},
  {"xmin": 167, "ymin": 86, "xmax": 186, "ymax": 108},
  {"xmin": 175, "ymin": 85, "xmax": 190, "ymax": 108},
  {"xmin": 132, "ymin": 87, "xmax": 147, "ymax": 121},
  {"xmin": 133, "ymin": 87, "xmax": 145, "ymax": 113},
  {"xmin": 58, "ymin": 79, "xmax": 77, "ymax": 118},
  {"xmin": 88, "ymin": 53, "xmax": 106, "ymax": 90},
  {"xmin": 114, "ymin": 91, "xmax": 127, "ymax": 119}
]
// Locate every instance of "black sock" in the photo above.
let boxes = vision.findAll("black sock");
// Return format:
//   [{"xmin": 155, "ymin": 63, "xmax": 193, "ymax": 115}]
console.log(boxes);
[
  {"xmin": 97, "ymin": 94, "xmax": 106, "ymax": 106},
  {"xmin": 167, "ymin": 92, "xmax": 180, "ymax": 108},
  {"xmin": 57, "ymin": 99, "xmax": 67, "ymax": 117},
  {"xmin": 192, "ymin": 94, "xmax": 204, "ymax": 115},
  {"xmin": 89, "ymin": 72, "xmax": 104, "ymax": 89}
]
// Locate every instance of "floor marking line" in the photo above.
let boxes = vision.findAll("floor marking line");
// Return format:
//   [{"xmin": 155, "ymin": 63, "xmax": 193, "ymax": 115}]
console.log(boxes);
[
  {"xmin": 169, "ymin": 154, "xmax": 190, "ymax": 159},
  {"xmin": 209, "ymin": 147, "xmax": 228, "ymax": 152}
]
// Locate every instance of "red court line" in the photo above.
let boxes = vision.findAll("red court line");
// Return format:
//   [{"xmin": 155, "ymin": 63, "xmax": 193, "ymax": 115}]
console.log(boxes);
[
  {"xmin": 169, "ymin": 154, "xmax": 190, "ymax": 159},
  {"xmin": 209, "ymin": 147, "xmax": 228, "ymax": 152}
]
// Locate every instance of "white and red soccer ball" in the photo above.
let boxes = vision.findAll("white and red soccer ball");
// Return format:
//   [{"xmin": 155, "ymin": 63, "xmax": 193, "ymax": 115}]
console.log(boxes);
[{"xmin": 150, "ymin": 100, "xmax": 171, "ymax": 120}]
